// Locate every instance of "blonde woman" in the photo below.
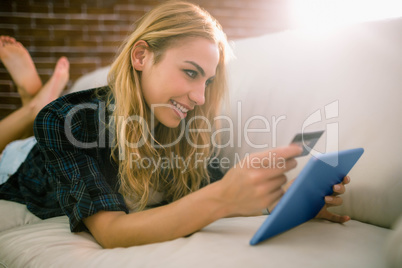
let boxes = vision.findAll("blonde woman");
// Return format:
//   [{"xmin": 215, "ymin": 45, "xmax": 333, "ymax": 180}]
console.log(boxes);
[{"xmin": 0, "ymin": 1, "xmax": 350, "ymax": 248}]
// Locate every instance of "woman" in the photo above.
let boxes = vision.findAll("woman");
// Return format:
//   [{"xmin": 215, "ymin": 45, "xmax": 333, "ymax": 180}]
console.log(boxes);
[{"xmin": 0, "ymin": 1, "xmax": 350, "ymax": 248}]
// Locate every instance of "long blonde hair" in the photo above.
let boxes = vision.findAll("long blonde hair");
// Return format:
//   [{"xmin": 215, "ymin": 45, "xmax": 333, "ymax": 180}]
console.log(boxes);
[{"xmin": 107, "ymin": 0, "xmax": 231, "ymax": 211}]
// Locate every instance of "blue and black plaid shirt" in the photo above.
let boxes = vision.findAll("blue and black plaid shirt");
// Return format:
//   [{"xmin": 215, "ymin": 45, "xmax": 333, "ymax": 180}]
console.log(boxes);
[{"xmin": 0, "ymin": 87, "xmax": 224, "ymax": 232}]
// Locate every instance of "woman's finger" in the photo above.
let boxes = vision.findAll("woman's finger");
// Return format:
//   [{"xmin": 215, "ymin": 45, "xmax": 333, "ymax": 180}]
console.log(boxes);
[
  {"xmin": 266, "ymin": 175, "xmax": 287, "ymax": 193},
  {"xmin": 325, "ymin": 195, "xmax": 343, "ymax": 207},
  {"xmin": 324, "ymin": 212, "xmax": 351, "ymax": 223},
  {"xmin": 333, "ymin": 183, "xmax": 346, "ymax": 195},
  {"xmin": 266, "ymin": 187, "xmax": 285, "ymax": 211},
  {"xmin": 263, "ymin": 145, "xmax": 303, "ymax": 160},
  {"xmin": 342, "ymin": 176, "xmax": 351, "ymax": 185},
  {"xmin": 332, "ymin": 176, "xmax": 351, "ymax": 195},
  {"xmin": 256, "ymin": 157, "xmax": 297, "ymax": 179}
]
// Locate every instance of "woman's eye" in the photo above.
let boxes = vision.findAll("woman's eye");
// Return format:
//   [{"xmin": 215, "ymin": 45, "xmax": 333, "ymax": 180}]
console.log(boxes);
[
  {"xmin": 185, "ymin": 70, "xmax": 197, "ymax": 78},
  {"xmin": 205, "ymin": 78, "xmax": 214, "ymax": 87}
]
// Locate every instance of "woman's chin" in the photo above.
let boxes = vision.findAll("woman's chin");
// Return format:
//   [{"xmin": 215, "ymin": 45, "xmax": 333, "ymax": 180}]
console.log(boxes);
[{"xmin": 160, "ymin": 120, "xmax": 183, "ymax": 129}]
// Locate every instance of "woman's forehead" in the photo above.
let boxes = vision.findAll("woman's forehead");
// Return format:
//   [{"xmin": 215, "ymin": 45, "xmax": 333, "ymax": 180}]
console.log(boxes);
[{"xmin": 163, "ymin": 37, "xmax": 219, "ymax": 72}]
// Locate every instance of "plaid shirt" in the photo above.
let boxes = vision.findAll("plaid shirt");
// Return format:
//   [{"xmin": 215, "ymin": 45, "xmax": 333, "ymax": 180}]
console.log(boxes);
[{"xmin": 0, "ymin": 87, "xmax": 224, "ymax": 232}]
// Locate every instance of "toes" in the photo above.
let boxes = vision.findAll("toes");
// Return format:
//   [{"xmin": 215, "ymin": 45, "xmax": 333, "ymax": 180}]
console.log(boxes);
[
  {"xmin": 0, "ymin": 36, "xmax": 18, "ymax": 47},
  {"xmin": 55, "ymin": 56, "xmax": 70, "ymax": 71},
  {"xmin": 15, "ymin": 41, "xmax": 24, "ymax": 48},
  {"xmin": 5, "ymin": 36, "xmax": 16, "ymax": 43},
  {"xmin": 1, "ymin": 36, "xmax": 10, "ymax": 45},
  {"xmin": 0, "ymin": 36, "xmax": 6, "ymax": 46}
]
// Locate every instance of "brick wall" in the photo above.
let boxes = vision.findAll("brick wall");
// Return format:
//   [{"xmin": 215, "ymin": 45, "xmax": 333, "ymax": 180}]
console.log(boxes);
[{"xmin": 0, "ymin": 0, "xmax": 290, "ymax": 119}]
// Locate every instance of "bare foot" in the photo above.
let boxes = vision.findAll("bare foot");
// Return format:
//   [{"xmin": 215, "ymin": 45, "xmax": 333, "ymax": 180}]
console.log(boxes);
[
  {"xmin": 0, "ymin": 35, "xmax": 42, "ymax": 105},
  {"xmin": 30, "ymin": 56, "xmax": 70, "ymax": 116}
]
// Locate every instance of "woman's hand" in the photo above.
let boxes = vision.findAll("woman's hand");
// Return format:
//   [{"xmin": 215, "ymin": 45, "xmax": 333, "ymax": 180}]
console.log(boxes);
[
  {"xmin": 315, "ymin": 176, "xmax": 351, "ymax": 223},
  {"xmin": 218, "ymin": 145, "xmax": 303, "ymax": 217}
]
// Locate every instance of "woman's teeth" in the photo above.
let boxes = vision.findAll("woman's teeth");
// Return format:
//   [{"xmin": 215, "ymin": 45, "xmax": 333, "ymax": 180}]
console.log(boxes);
[{"xmin": 171, "ymin": 100, "xmax": 188, "ymax": 113}]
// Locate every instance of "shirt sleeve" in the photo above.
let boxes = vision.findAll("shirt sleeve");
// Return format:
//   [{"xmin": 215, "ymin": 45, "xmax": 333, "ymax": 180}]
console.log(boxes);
[
  {"xmin": 34, "ymin": 96, "xmax": 128, "ymax": 232},
  {"xmin": 207, "ymin": 155, "xmax": 225, "ymax": 183}
]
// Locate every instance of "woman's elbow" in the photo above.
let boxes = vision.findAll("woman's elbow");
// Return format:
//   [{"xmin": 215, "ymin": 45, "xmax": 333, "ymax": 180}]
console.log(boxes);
[{"xmin": 83, "ymin": 210, "xmax": 128, "ymax": 249}]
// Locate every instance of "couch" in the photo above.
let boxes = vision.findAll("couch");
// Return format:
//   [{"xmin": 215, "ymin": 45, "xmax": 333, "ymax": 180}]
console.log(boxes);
[{"xmin": 0, "ymin": 17, "xmax": 401, "ymax": 268}]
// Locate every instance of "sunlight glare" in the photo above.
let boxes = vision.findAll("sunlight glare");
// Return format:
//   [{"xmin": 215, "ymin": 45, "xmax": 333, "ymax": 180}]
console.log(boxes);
[{"xmin": 290, "ymin": 0, "xmax": 402, "ymax": 32}]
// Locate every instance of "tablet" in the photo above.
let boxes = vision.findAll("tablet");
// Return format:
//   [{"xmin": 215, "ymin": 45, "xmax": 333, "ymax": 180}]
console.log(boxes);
[{"xmin": 250, "ymin": 148, "xmax": 364, "ymax": 245}]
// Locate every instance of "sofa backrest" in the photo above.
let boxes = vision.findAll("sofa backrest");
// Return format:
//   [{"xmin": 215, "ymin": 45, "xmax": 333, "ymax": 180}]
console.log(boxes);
[{"xmin": 219, "ymin": 18, "xmax": 402, "ymax": 229}]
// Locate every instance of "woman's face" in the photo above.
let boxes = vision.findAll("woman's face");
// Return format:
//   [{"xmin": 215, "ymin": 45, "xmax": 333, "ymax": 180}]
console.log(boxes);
[{"xmin": 133, "ymin": 37, "xmax": 219, "ymax": 129}]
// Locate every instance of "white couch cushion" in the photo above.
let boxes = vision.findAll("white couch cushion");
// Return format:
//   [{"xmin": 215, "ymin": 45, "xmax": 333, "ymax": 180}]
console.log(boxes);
[
  {"xmin": 0, "ymin": 214, "xmax": 390, "ymax": 268},
  {"xmin": 385, "ymin": 216, "xmax": 402, "ymax": 268},
  {"xmin": 0, "ymin": 200, "xmax": 41, "ymax": 233},
  {"xmin": 66, "ymin": 65, "xmax": 109, "ymax": 94}
]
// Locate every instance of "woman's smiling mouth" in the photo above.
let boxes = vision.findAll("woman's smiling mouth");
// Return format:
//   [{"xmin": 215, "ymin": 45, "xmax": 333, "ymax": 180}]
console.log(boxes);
[{"xmin": 170, "ymin": 99, "xmax": 190, "ymax": 118}]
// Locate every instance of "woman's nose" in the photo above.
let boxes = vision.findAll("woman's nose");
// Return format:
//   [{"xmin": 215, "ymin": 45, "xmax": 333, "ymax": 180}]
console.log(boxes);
[{"xmin": 188, "ymin": 83, "xmax": 205, "ymax": 106}]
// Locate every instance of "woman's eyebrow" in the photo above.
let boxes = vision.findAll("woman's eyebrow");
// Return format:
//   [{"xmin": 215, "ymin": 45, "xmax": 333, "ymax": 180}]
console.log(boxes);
[{"xmin": 184, "ymin": 61, "xmax": 205, "ymax": 77}]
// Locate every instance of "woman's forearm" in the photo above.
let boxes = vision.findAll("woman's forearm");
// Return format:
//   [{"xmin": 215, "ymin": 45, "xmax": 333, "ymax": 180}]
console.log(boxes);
[
  {"xmin": 84, "ymin": 180, "xmax": 230, "ymax": 248},
  {"xmin": 85, "ymin": 146, "xmax": 303, "ymax": 248}
]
